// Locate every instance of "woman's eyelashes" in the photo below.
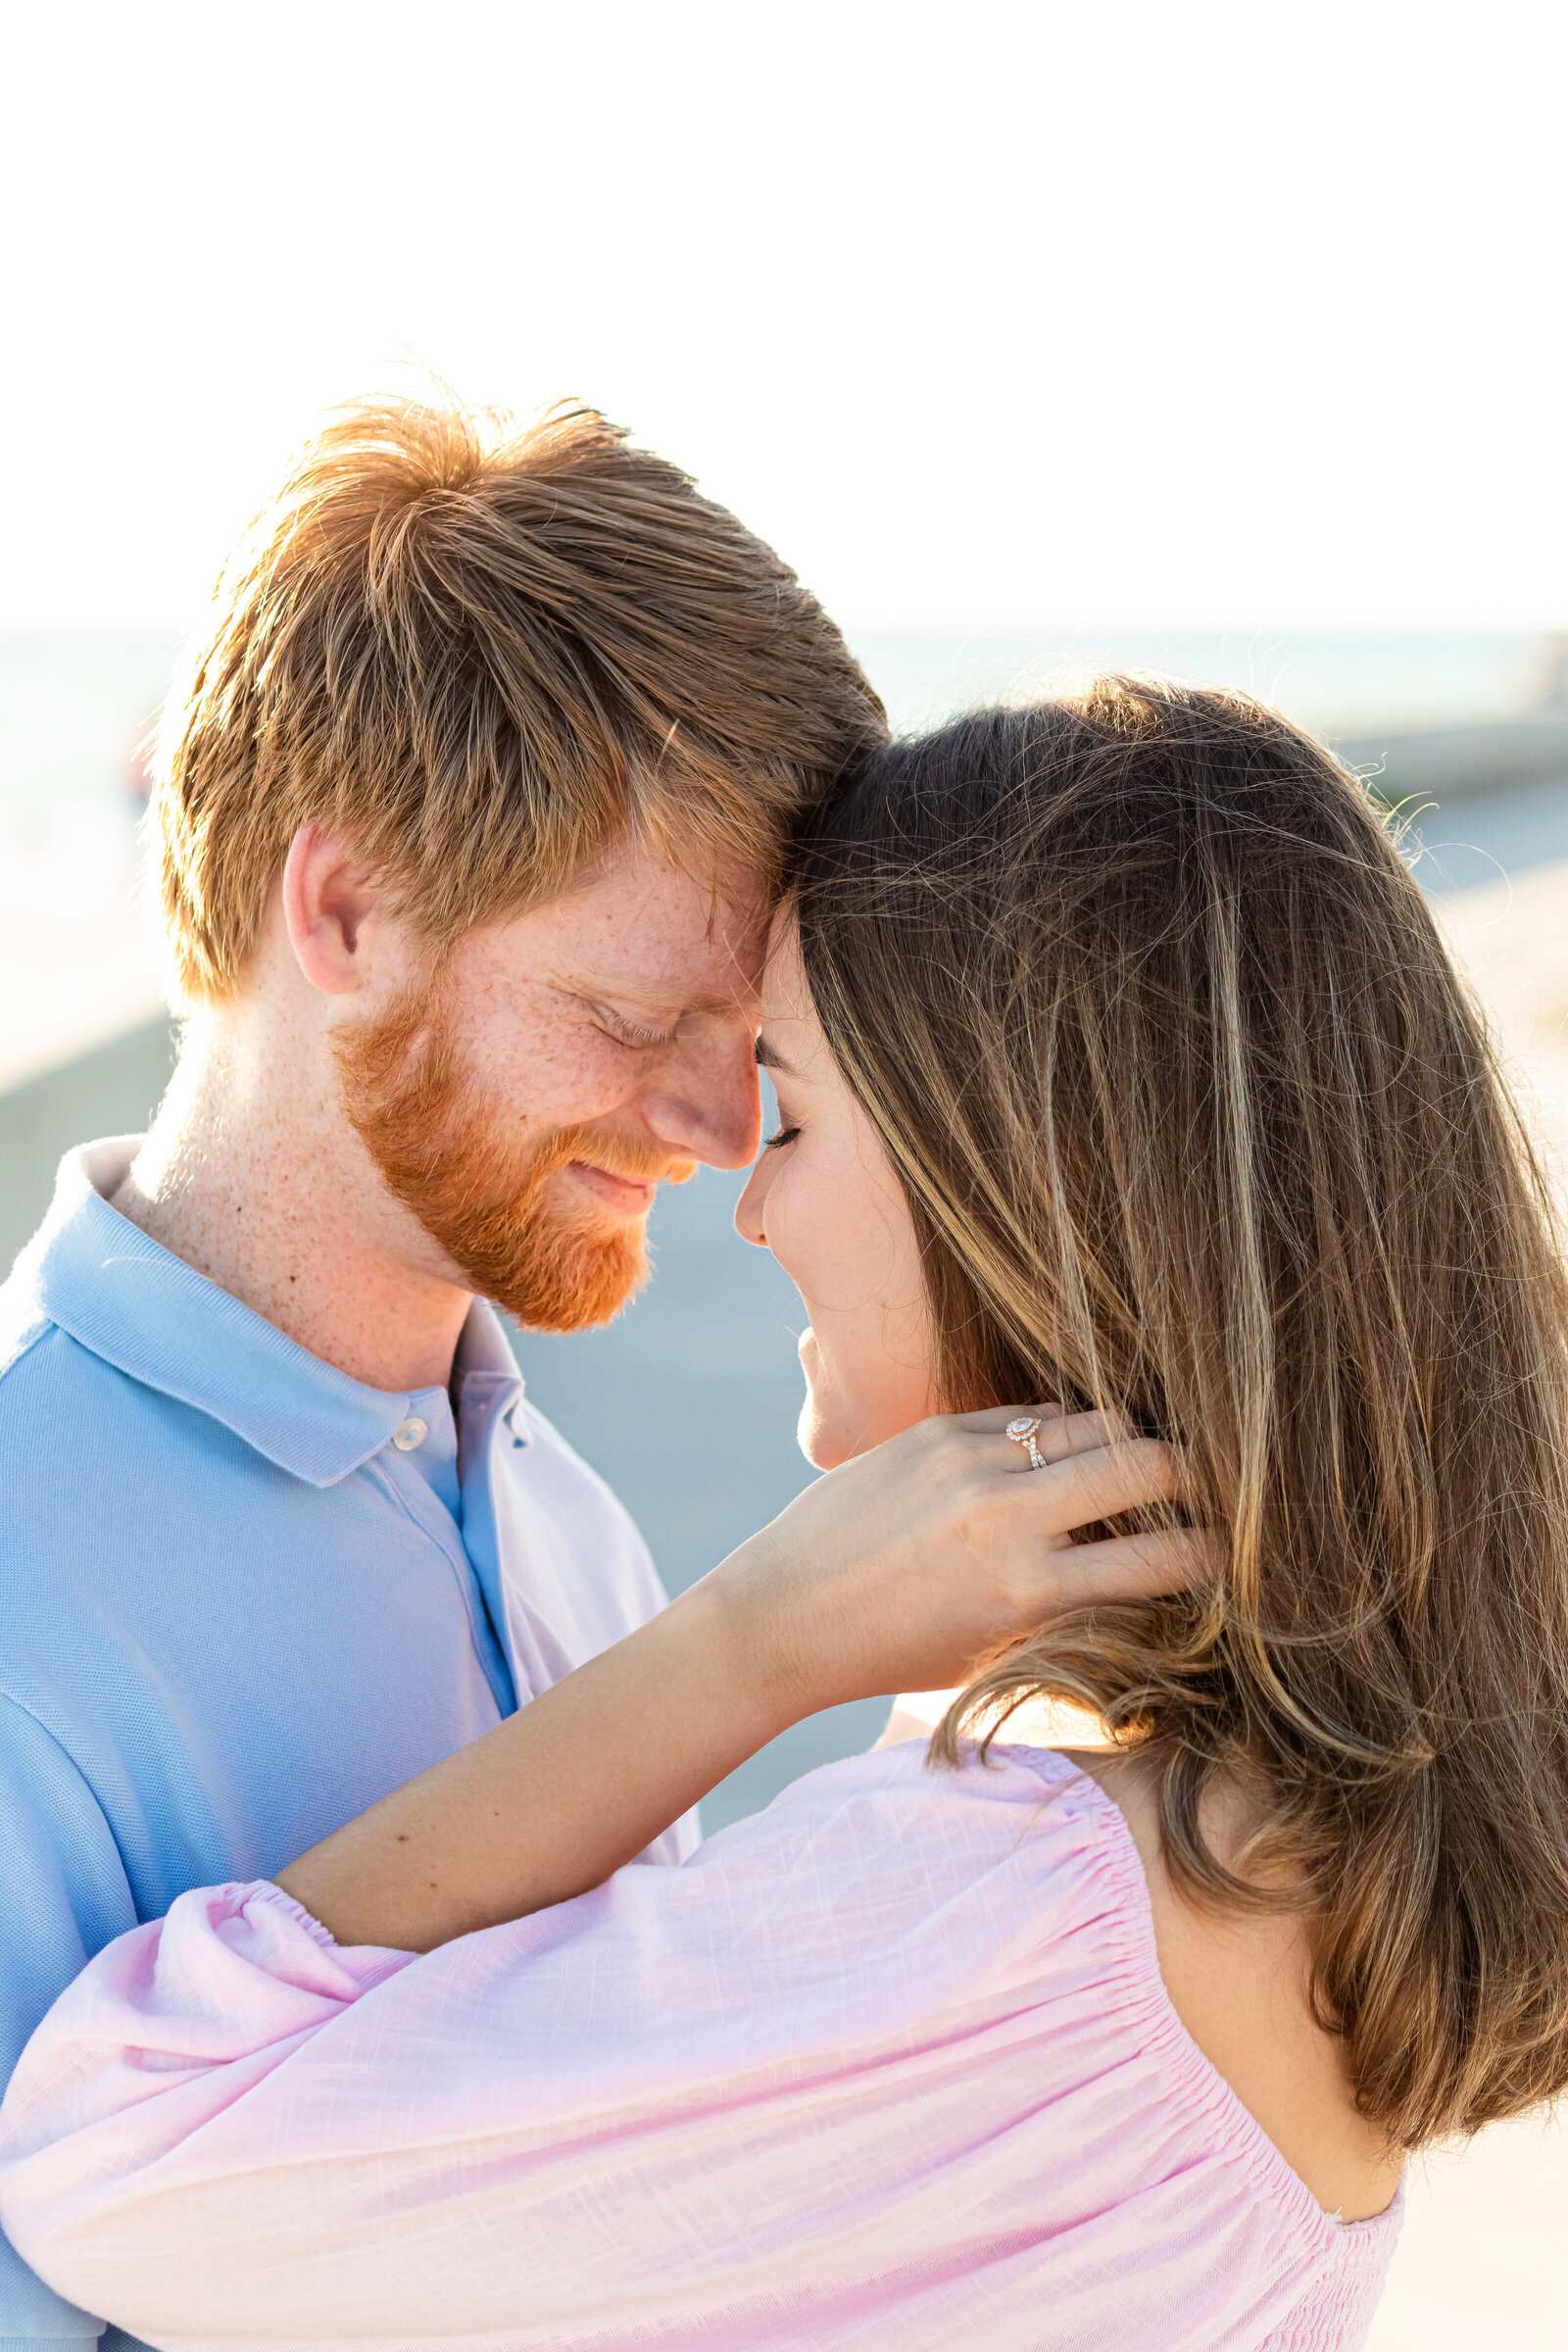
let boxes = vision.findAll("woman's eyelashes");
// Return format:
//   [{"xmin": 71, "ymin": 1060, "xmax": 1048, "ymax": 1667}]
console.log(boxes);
[{"xmin": 765, "ymin": 1123, "xmax": 802, "ymax": 1152}]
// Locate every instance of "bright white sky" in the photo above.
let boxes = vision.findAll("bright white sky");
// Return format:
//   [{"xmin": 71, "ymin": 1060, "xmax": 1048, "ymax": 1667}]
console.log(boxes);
[{"xmin": 2, "ymin": 0, "xmax": 1562, "ymax": 633}]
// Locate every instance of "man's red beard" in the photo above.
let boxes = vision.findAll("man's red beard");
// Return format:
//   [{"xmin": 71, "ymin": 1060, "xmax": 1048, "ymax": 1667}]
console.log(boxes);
[{"xmin": 335, "ymin": 979, "xmax": 696, "ymax": 1333}]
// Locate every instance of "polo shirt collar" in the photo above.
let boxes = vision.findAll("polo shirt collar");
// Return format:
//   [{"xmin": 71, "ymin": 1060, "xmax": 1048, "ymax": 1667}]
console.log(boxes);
[{"xmin": 24, "ymin": 1138, "xmax": 521, "ymax": 1489}]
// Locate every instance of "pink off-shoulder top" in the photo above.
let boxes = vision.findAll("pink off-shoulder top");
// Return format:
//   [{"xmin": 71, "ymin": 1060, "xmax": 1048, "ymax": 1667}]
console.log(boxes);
[{"xmin": 0, "ymin": 1743, "xmax": 1400, "ymax": 2351}]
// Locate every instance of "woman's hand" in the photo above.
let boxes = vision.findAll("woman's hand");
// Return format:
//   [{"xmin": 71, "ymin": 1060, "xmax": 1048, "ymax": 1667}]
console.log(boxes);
[
  {"xmin": 276, "ymin": 1405, "xmax": 1199, "ymax": 1953},
  {"xmin": 711, "ymin": 1404, "xmax": 1200, "ymax": 1721}
]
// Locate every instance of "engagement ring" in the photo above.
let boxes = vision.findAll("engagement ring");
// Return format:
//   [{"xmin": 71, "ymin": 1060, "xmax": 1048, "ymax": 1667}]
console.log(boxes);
[{"xmin": 1006, "ymin": 1415, "xmax": 1047, "ymax": 1471}]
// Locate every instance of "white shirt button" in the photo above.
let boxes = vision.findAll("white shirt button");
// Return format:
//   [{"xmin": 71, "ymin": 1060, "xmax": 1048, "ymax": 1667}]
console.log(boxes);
[{"xmin": 391, "ymin": 1416, "xmax": 428, "ymax": 1451}]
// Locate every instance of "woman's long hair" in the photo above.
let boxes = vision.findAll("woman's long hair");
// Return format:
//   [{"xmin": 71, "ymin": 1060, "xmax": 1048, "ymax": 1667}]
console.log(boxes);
[{"xmin": 792, "ymin": 677, "xmax": 1568, "ymax": 2150}]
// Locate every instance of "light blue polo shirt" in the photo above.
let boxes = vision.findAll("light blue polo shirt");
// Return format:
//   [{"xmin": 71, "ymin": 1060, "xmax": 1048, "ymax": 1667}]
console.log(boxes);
[{"xmin": 0, "ymin": 1140, "xmax": 691, "ymax": 2351}]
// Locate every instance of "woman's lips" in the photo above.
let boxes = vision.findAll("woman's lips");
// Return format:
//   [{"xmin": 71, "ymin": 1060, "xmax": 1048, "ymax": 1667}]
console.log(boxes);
[{"xmin": 566, "ymin": 1160, "xmax": 661, "ymax": 1215}]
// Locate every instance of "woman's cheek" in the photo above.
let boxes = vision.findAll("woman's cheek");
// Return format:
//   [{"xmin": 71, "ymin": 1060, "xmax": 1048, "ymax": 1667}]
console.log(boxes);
[
  {"xmin": 760, "ymin": 1179, "xmax": 841, "ymax": 1463},
  {"xmin": 764, "ymin": 1158, "xmax": 841, "ymax": 1310},
  {"xmin": 767, "ymin": 1143, "xmax": 902, "ymax": 1465}
]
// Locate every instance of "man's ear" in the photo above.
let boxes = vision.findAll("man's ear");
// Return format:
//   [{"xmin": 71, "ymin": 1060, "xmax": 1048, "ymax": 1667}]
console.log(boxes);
[{"xmin": 280, "ymin": 824, "xmax": 387, "ymax": 996}]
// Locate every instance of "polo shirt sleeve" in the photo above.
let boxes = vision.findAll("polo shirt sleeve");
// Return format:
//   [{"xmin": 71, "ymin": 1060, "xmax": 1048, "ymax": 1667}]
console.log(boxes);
[{"xmin": 0, "ymin": 1696, "xmax": 129, "ymax": 2349}]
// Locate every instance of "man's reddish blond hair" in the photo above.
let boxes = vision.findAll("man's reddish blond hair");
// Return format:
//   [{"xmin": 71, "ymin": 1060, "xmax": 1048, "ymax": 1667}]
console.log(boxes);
[{"xmin": 153, "ymin": 392, "xmax": 886, "ymax": 1003}]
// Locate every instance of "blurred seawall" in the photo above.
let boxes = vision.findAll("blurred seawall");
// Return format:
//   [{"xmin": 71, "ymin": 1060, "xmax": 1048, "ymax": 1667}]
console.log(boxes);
[
  {"xmin": 1342, "ymin": 714, "xmax": 1568, "ymax": 804},
  {"xmin": 0, "ymin": 1017, "xmax": 177, "ymax": 1270}
]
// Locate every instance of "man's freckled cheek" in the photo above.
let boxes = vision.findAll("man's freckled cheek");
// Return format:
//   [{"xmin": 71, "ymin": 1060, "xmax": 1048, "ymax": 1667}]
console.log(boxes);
[
  {"xmin": 510, "ymin": 1035, "xmax": 633, "ymax": 1121},
  {"xmin": 445, "ymin": 991, "xmax": 632, "ymax": 1121}
]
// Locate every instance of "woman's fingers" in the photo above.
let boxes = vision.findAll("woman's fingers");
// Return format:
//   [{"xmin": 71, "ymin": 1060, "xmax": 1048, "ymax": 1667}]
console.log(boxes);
[
  {"xmin": 1048, "ymin": 1524, "xmax": 1214, "ymax": 1609},
  {"xmin": 951, "ymin": 1403, "xmax": 1067, "ymax": 1444},
  {"xmin": 1033, "ymin": 1432, "xmax": 1184, "ymax": 1526},
  {"xmin": 952, "ymin": 1402, "xmax": 1145, "ymax": 1471},
  {"xmin": 1005, "ymin": 1408, "xmax": 1140, "ymax": 1471},
  {"xmin": 986, "ymin": 1432, "xmax": 1208, "ymax": 1621},
  {"xmin": 913, "ymin": 1408, "xmax": 1198, "ymax": 1562}
]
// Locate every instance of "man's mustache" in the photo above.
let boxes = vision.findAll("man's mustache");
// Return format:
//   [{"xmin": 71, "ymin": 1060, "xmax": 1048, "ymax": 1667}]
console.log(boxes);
[{"xmin": 550, "ymin": 1130, "xmax": 699, "ymax": 1190}]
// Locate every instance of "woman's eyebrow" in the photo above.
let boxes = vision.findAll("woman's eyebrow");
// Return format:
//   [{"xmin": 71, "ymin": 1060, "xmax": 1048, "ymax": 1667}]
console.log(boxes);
[{"xmin": 755, "ymin": 1034, "xmax": 794, "ymax": 1074}]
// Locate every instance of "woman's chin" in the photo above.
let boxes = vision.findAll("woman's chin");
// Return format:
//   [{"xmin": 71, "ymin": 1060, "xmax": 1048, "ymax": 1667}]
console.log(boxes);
[
  {"xmin": 796, "ymin": 1396, "xmax": 845, "ymax": 1471},
  {"xmin": 795, "ymin": 1330, "xmax": 941, "ymax": 1471},
  {"xmin": 796, "ymin": 1331, "xmax": 845, "ymax": 1468},
  {"xmin": 797, "ymin": 1390, "xmax": 917, "ymax": 1473}
]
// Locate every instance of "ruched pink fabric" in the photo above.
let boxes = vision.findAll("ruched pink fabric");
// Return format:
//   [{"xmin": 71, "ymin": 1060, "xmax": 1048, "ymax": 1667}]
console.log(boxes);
[{"xmin": 0, "ymin": 1745, "xmax": 1399, "ymax": 2351}]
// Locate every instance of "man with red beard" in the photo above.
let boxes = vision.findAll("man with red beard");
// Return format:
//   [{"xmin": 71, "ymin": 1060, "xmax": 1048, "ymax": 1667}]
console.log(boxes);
[{"xmin": 0, "ymin": 391, "xmax": 886, "ymax": 2352}]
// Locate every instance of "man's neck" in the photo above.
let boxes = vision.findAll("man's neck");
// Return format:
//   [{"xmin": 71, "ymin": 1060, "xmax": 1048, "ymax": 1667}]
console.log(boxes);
[{"xmin": 111, "ymin": 1010, "xmax": 473, "ymax": 1394}]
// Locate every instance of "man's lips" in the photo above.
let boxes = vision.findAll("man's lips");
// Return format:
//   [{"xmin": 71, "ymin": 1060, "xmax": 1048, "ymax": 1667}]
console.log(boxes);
[{"xmin": 565, "ymin": 1160, "xmax": 662, "ymax": 1215}]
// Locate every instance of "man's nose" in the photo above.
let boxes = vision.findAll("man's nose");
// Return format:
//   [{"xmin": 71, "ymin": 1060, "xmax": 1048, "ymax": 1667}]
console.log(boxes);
[{"xmin": 641, "ymin": 1028, "xmax": 762, "ymax": 1172}]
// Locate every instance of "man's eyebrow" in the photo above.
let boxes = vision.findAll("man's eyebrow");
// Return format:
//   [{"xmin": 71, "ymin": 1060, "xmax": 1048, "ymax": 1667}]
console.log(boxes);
[{"xmin": 755, "ymin": 1034, "xmax": 794, "ymax": 1074}]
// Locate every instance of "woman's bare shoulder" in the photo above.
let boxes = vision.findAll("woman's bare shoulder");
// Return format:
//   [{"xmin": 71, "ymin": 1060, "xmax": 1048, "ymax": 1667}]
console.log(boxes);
[{"xmin": 1058, "ymin": 1745, "xmax": 1402, "ymax": 2224}]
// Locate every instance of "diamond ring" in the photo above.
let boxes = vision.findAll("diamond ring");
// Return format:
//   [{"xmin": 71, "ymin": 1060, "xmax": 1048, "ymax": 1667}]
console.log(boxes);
[{"xmin": 1006, "ymin": 1415, "xmax": 1047, "ymax": 1471}]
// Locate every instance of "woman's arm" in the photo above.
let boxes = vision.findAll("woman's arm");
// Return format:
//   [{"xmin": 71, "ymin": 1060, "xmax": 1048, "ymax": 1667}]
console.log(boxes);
[
  {"xmin": 0, "ymin": 1745, "xmax": 1114, "ymax": 2348},
  {"xmin": 278, "ymin": 1568, "xmax": 791, "ymax": 1948},
  {"xmin": 281, "ymin": 1405, "xmax": 1193, "ymax": 1949}
]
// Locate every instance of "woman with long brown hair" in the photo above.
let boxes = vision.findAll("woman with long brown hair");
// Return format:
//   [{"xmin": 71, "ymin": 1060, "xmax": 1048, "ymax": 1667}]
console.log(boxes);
[{"xmin": 7, "ymin": 677, "xmax": 1568, "ymax": 2349}]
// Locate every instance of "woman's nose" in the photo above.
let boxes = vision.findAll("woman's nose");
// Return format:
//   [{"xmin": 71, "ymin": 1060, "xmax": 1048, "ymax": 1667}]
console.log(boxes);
[{"xmin": 734, "ymin": 1153, "xmax": 772, "ymax": 1249}]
